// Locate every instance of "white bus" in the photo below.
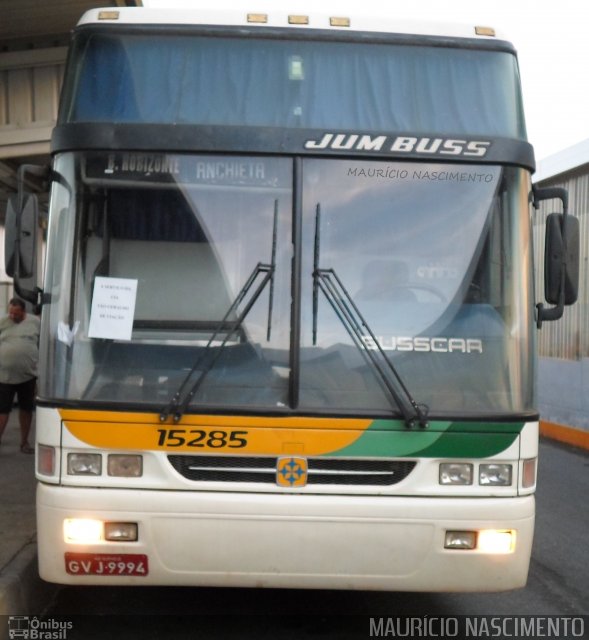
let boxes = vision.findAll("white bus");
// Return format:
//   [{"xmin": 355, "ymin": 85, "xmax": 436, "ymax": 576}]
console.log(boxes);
[{"xmin": 6, "ymin": 5, "xmax": 578, "ymax": 590}]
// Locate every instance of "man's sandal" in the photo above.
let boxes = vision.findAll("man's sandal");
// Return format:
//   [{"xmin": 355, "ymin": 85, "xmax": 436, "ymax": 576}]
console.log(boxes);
[{"xmin": 20, "ymin": 444, "xmax": 34, "ymax": 454}]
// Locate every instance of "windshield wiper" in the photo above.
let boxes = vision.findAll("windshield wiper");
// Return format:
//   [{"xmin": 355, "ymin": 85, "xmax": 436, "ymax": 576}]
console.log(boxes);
[
  {"xmin": 312, "ymin": 204, "xmax": 428, "ymax": 429},
  {"xmin": 159, "ymin": 202, "xmax": 278, "ymax": 423}
]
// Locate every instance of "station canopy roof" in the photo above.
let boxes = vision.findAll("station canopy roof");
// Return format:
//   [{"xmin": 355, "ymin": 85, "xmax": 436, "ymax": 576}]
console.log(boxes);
[
  {"xmin": 0, "ymin": 1, "xmax": 142, "ymax": 216},
  {"xmin": 0, "ymin": 0, "xmax": 141, "ymax": 51}
]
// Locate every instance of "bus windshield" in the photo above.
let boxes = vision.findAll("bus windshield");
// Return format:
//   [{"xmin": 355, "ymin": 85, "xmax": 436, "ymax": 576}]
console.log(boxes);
[
  {"xmin": 39, "ymin": 152, "xmax": 535, "ymax": 418},
  {"xmin": 61, "ymin": 32, "xmax": 526, "ymax": 139}
]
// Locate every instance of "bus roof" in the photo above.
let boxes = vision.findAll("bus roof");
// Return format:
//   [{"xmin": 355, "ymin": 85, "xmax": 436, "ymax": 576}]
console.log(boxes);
[{"xmin": 77, "ymin": 6, "xmax": 508, "ymax": 43}]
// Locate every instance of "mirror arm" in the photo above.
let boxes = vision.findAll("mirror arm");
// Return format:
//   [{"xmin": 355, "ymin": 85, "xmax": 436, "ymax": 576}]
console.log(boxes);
[
  {"xmin": 536, "ymin": 291, "xmax": 564, "ymax": 329},
  {"xmin": 532, "ymin": 186, "xmax": 568, "ymax": 213},
  {"xmin": 17, "ymin": 164, "xmax": 50, "ymax": 199},
  {"xmin": 13, "ymin": 281, "xmax": 42, "ymax": 306}
]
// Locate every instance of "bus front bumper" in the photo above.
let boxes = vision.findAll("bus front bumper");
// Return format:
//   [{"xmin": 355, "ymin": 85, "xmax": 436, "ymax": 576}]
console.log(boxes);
[{"xmin": 37, "ymin": 483, "xmax": 534, "ymax": 591}]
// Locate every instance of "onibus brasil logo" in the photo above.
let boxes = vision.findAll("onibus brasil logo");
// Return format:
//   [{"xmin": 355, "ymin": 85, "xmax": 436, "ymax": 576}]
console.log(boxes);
[{"xmin": 8, "ymin": 616, "xmax": 73, "ymax": 639}]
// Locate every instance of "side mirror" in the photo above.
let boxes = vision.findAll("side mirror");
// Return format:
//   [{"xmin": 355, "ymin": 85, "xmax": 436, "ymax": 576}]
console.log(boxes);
[
  {"xmin": 5, "ymin": 192, "xmax": 38, "ymax": 279},
  {"xmin": 544, "ymin": 212, "xmax": 579, "ymax": 306},
  {"xmin": 534, "ymin": 187, "xmax": 580, "ymax": 327},
  {"xmin": 3, "ymin": 164, "xmax": 48, "ymax": 305}
]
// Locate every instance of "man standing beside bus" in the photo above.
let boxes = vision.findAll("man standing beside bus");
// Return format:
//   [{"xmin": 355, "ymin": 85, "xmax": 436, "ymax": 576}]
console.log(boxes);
[{"xmin": 0, "ymin": 298, "xmax": 40, "ymax": 454}]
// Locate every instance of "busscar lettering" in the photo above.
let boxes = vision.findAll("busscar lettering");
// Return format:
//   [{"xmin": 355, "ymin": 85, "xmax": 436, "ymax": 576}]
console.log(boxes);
[{"xmin": 362, "ymin": 335, "xmax": 484, "ymax": 354}]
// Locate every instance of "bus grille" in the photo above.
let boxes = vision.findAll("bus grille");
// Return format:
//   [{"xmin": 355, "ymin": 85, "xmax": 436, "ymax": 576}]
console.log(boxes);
[{"xmin": 167, "ymin": 455, "xmax": 416, "ymax": 486}]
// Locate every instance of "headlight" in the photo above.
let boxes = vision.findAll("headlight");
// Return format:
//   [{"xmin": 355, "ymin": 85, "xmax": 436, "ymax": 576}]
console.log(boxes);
[
  {"xmin": 439, "ymin": 463, "xmax": 473, "ymax": 485},
  {"xmin": 105, "ymin": 522, "xmax": 138, "ymax": 542},
  {"xmin": 64, "ymin": 518, "xmax": 102, "ymax": 543},
  {"xmin": 67, "ymin": 453, "xmax": 102, "ymax": 476},
  {"xmin": 479, "ymin": 463, "xmax": 512, "ymax": 486},
  {"xmin": 477, "ymin": 530, "xmax": 516, "ymax": 554},
  {"xmin": 444, "ymin": 531, "xmax": 477, "ymax": 550},
  {"xmin": 445, "ymin": 529, "xmax": 516, "ymax": 553},
  {"xmin": 108, "ymin": 454, "xmax": 143, "ymax": 477}
]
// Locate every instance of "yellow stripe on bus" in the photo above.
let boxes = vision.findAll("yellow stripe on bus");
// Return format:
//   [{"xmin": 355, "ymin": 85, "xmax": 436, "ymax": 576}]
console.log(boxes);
[
  {"xmin": 59, "ymin": 409, "xmax": 371, "ymax": 429},
  {"xmin": 59, "ymin": 409, "xmax": 373, "ymax": 456}
]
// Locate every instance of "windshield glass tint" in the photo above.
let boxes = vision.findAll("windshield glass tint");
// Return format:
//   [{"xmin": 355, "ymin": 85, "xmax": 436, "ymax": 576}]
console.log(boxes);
[
  {"xmin": 39, "ymin": 154, "xmax": 535, "ymax": 417},
  {"xmin": 299, "ymin": 159, "xmax": 535, "ymax": 415},
  {"xmin": 39, "ymin": 153, "xmax": 293, "ymax": 409},
  {"xmin": 63, "ymin": 33, "xmax": 526, "ymax": 139}
]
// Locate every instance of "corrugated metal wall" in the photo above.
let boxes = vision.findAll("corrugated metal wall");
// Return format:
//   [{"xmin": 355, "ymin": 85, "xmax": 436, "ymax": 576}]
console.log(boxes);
[{"xmin": 533, "ymin": 167, "xmax": 589, "ymax": 360}]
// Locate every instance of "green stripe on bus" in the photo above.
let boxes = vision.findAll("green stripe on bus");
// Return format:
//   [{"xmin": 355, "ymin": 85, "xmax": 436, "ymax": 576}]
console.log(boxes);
[{"xmin": 330, "ymin": 420, "xmax": 524, "ymax": 458}]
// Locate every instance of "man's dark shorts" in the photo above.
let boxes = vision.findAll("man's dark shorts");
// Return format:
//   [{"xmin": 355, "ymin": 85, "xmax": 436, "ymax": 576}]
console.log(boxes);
[{"xmin": 0, "ymin": 378, "xmax": 37, "ymax": 413}]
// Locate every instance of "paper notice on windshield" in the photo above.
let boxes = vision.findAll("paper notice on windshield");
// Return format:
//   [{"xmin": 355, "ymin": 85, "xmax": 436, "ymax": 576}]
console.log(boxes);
[{"xmin": 88, "ymin": 277, "xmax": 138, "ymax": 341}]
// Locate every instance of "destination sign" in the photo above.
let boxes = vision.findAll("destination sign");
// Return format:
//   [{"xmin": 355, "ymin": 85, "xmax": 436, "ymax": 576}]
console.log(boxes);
[{"xmin": 84, "ymin": 153, "xmax": 291, "ymax": 188}]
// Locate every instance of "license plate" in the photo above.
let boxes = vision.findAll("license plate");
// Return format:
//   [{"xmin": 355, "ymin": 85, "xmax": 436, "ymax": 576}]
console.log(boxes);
[{"xmin": 65, "ymin": 552, "xmax": 148, "ymax": 576}]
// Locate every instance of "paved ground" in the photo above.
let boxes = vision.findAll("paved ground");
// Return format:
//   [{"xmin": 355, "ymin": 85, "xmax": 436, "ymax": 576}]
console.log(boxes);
[
  {"xmin": 0, "ymin": 411, "xmax": 57, "ymax": 636},
  {"xmin": 0, "ymin": 411, "xmax": 36, "ymax": 571}
]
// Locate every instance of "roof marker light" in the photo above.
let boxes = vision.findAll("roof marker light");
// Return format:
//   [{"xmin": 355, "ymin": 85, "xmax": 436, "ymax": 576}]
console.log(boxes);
[
  {"xmin": 98, "ymin": 11, "xmax": 120, "ymax": 21},
  {"xmin": 475, "ymin": 26, "xmax": 496, "ymax": 37},
  {"xmin": 247, "ymin": 14, "xmax": 268, "ymax": 24},
  {"xmin": 330, "ymin": 17, "xmax": 351, "ymax": 28},
  {"xmin": 289, "ymin": 15, "xmax": 309, "ymax": 25}
]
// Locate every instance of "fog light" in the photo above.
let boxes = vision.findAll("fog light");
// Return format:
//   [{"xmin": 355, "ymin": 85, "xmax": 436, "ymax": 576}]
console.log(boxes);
[
  {"xmin": 105, "ymin": 522, "xmax": 138, "ymax": 542},
  {"xmin": 445, "ymin": 531, "xmax": 477, "ymax": 550},
  {"xmin": 64, "ymin": 518, "xmax": 102, "ymax": 543},
  {"xmin": 108, "ymin": 454, "xmax": 143, "ymax": 477},
  {"xmin": 477, "ymin": 529, "xmax": 515, "ymax": 554},
  {"xmin": 439, "ymin": 463, "xmax": 473, "ymax": 485},
  {"xmin": 68, "ymin": 453, "xmax": 102, "ymax": 476},
  {"xmin": 522, "ymin": 458, "xmax": 537, "ymax": 488},
  {"xmin": 479, "ymin": 463, "xmax": 512, "ymax": 486},
  {"xmin": 38, "ymin": 445, "xmax": 55, "ymax": 476}
]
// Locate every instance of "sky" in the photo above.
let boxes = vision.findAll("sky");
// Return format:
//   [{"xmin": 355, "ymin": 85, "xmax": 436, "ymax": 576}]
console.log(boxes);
[{"xmin": 142, "ymin": 0, "xmax": 589, "ymax": 161}]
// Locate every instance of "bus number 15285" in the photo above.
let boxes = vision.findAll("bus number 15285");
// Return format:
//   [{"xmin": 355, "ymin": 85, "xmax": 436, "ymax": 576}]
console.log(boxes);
[{"xmin": 156, "ymin": 428, "xmax": 249, "ymax": 449}]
